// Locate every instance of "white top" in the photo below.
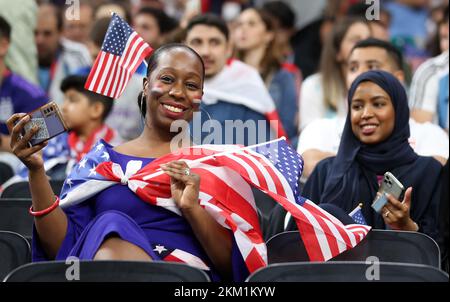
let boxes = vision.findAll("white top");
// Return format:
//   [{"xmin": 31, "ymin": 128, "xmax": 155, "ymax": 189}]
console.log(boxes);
[
  {"xmin": 297, "ymin": 117, "xmax": 449, "ymax": 160},
  {"xmin": 409, "ymin": 51, "xmax": 449, "ymax": 127},
  {"xmin": 48, "ymin": 38, "xmax": 92, "ymax": 105},
  {"xmin": 299, "ymin": 73, "xmax": 347, "ymax": 130}
]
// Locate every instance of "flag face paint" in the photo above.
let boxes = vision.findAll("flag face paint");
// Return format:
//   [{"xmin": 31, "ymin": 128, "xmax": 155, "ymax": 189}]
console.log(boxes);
[{"xmin": 151, "ymin": 86, "xmax": 164, "ymax": 98}]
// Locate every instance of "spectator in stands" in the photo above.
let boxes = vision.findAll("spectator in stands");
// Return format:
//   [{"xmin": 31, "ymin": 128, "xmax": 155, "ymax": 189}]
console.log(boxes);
[
  {"xmin": 94, "ymin": 0, "xmax": 132, "ymax": 23},
  {"xmin": 185, "ymin": 13, "xmax": 278, "ymax": 146},
  {"xmin": 7, "ymin": 44, "xmax": 253, "ymax": 282},
  {"xmin": 62, "ymin": 0, "xmax": 94, "ymax": 45},
  {"xmin": 303, "ymin": 71, "xmax": 441, "ymax": 239},
  {"xmin": 87, "ymin": 17, "xmax": 143, "ymax": 142},
  {"xmin": 385, "ymin": 0, "xmax": 430, "ymax": 71},
  {"xmin": 409, "ymin": 6, "xmax": 448, "ymax": 131},
  {"xmin": 35, "ymin": 3, "xmax": 92, "ymax": 105},
  {"xmin": 260, "ymin": 1, "xmax": 297, "ymax": 62},
  {"xmin": 299, "ymin": 17, "xmax": 370, "ymax": 130},
  {"xmin": 346, "ymin": 2, "xmax": 391, "ymax": 41},
  {"xmin": 133, "ymin": 6, "xmax": 179, "ymax": 50},
  {"xmin": 233, "ymin": 7, "xmax": 300, "ymax": 142},
  {"xmin": 0, "ymin": 16, "xmax": 47, "ymax": 172},
  {"xmin": 298, "ymin": 38, "xmax": 449, "ymax": 178},
  {"xmin": 0, "ymin": 0, "xmax": 40, "ymax": 85}
]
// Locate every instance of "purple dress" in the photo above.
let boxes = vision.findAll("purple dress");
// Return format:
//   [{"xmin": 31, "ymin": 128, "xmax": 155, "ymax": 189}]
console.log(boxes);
[{"xmin": 32, "ymin": 145, "xmax": 248, "ymax": 281}]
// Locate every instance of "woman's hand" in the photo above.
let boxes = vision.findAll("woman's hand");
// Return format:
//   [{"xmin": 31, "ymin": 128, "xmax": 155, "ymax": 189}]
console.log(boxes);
[
  {"xmin": 382, "ymin": 187, "xmax": 419, "ymax": 232},
  {"xmin": 6, "ymin": 113, "xmax": 48, "ymax": 172},
  {"xmin": 161, "ymin": 161, "xmax": 200, "ymax": 211}
]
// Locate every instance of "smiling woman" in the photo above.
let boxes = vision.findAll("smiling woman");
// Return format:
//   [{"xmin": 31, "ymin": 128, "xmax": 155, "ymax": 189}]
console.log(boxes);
[
  {"xmin": 350, "ymin": 81, "xmax": 395, "ymax": 145},
  {"xmin": 300, "ymin": 70, "xmax": 443, "ymax": 240},
  {"xmin": 6, "ymin": 44, "xmax": 251, "ymax": 281}
]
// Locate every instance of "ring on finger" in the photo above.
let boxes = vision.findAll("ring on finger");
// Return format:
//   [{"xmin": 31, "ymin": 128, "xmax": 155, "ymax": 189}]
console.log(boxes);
[{"xmin": 184, "ymin": 168, "xmax": 190, "ymax": 176}]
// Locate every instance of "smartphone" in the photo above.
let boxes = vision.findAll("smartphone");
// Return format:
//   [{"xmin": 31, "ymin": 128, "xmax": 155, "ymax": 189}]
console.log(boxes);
[
  {"xmin": 20, "ymin": 101, "xmax": 68, "ymax": 146},
  {"xmin": 371, "ymin": 172, "xmax": 405, "ymax": 213}
]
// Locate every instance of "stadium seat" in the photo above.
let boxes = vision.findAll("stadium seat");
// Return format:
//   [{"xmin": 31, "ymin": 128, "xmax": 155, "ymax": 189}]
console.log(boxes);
[
  {"xmin": 4, "ymin": 260, "xmax": 212, "ymax": 282},
  {"xmin": 246, "ymin": 262, "xmax": 449, "ymax": 282},
  {"xmin": 266, "ymin": 229, "xmax": 441, "ymax": 268},
  {"xmin": 0, "ymin": 198, "xmax": 33, "ymax": 239},
  {"xmin": 252, "ymin": 188, "xmax": 277, "ymax": 220},
  {"xmin": 251, "ymin": 188, "xmax": 278, "ymax": 240},
  {"xmin": 1, "ymin": 180, "xmax": 65, "ymax": 198},
  {"xmin": 0, "ymin": 231, "xmax": 31, "ymax": 280},
  {"xmin": 0, "ymin": 162, "xmax": 13, "ymax": 185}
]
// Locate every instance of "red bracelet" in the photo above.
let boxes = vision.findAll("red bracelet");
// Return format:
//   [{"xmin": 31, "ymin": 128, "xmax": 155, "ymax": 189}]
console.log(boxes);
[{"xmin": 29, "ymin": 196, "xmax": 60, "ymax": 217}]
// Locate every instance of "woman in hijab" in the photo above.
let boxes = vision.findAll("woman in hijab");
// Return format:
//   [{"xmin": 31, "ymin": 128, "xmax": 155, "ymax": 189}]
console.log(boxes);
[
  {"xmin": 266, "ymin": 70, "xmax": 442, "ymax": 241},
  {"xmin": 301, "ymin": 70, "xmax": 442, "ymax": 239}
]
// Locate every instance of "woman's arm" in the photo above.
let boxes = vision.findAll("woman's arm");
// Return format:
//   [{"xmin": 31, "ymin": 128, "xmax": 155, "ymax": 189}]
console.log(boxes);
[
  {"xmin": 7, "ymin": 114, "xmax": 68, "ymax": 259},
  {"xmin": 161, "ymin": 161, "xmax": 232, "ymax": 279}
]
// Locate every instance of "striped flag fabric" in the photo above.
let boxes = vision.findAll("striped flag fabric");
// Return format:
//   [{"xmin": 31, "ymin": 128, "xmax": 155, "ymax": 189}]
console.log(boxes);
[
  {"xmin": 59, "ymin": 138, "xmax": 370, "ymax": 274},
  {"xmin": 85, "ymin": 13, "xmax": 152, "ymax": 99}
]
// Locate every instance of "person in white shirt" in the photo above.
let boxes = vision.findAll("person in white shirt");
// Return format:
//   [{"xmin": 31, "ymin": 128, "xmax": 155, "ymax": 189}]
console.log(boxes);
[
  {"xmin": 299, "ymin": 38, "xmax": 449, "ymax": 179},
  {"xmin": 299, "ymin": 17, "xmax": 371, "ymax": 130},
  {"xmin": 409, "ymin": 8, "xmax": 449, "ymax": 130}
]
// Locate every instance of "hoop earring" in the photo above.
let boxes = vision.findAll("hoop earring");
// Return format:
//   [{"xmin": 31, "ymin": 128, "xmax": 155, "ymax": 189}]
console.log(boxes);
[
  {"xmin": 139, "ymin": 92, "xmax": 146, "ymax": 113},
  {"xmin": 139, "ymin": 92, "xmax": 150, "ymax": 132}
]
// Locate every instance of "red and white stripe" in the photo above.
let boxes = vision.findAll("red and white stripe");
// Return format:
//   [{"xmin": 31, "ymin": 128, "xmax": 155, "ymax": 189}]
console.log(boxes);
[
  {"xmin": 85, "ymin": 32, "xmax": 152, "ymax": 99},
  {"xmin": 190, "ymin": 144, "xmax": 371, "ymax": 262},
  {"xmin": 60, "ymin": 141, "xmax": 370, "ymax": 274}
]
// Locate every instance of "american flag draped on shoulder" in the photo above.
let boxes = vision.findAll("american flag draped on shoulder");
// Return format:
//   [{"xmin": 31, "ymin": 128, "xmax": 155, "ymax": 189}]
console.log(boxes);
[
  {"xmin": 59, "ymin": 138, "xmax": 370, "ymax": 273},
  {"xmin": 84, "ymin": 13, "xmax": 152, "ymax": 99}
]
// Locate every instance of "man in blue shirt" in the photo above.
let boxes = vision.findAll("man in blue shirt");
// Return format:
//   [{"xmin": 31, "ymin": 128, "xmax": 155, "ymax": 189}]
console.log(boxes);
[
  {"xmin": 185, "ymin": 14, "xmax": 276, "ymax": 146},
  {"xmin": 0, "ymin": 16, "xmax": 47, "ymax": 152}
]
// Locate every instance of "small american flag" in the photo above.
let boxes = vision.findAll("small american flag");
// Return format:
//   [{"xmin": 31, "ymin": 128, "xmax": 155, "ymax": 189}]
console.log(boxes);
[
  {"xmin": 349, "ymin": 203, "xmax": 368, "ymax": 225},
  {"xmin": 85, "ymin": 13, "xmax": 152, "ymax": 99}
]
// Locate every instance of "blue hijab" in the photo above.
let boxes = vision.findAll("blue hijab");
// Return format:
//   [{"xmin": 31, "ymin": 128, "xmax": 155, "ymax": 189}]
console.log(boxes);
[{"xmin": 320, "ymin": 71, "xmax": 418, "ymax": 219}]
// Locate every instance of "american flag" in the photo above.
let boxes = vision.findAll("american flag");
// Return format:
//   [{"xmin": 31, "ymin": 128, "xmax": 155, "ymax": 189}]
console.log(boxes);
[
  {"xmin": 85, "ymin": 13, "xmax": 152, "ymax": 99},
  {"xmin": 59, "ymin": 138, "xmax": 370, "ymax": 273},
  {"xmin": 349, "ymin": 204, "xmax": 368, "ymax": 225}
]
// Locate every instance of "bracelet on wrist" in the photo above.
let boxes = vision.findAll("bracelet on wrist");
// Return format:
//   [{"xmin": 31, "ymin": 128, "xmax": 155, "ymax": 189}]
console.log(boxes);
[{"xmin": 29, "ymin": 195, "xmax": 60, "ymax": 217}]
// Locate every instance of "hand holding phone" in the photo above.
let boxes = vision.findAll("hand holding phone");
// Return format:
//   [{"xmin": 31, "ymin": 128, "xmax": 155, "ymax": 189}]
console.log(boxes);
[
  {"xmin": 6, "ymin": 102, "xmax": 67, "ymax": 171},
  {"xmin": 371, "ymin": 172, "xmax": 405, "ymax": 213},
  {"xmin": 20, "ymin": 101, "xmax": 68, "ymax": 147}
]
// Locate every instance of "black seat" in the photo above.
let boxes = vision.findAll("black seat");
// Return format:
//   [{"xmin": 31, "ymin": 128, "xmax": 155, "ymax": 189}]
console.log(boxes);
[
  {"xmin": 246, "ymin": 262, "xmax": 449, "ymax": 282},
  {"xmin": 0, "ymin": 198, "xmax": 33, "ymax": 239},
  {"xmin": 4, "ymin": 260, "xmax": 211, "ymax": 282},
  {"xmin": 0, "ymin": 162, "xmax": 13, "ymax": 185},
  {"xmin": 266, "ymin": 229, "xmax": 441, "ymax": 268},
  {"xmin": 0, "ymin": 231, "xmax": 31, "ymax": 280},
  {"xmin": 251, "ymin": 188, "xmax": 278, "ymax": 240},
  {"xmin": 1, "ymin": 180, "xmax": 65, "ymax": 198}
]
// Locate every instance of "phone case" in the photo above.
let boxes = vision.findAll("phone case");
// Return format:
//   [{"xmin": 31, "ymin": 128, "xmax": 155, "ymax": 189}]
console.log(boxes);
[
  {"xmin": 23, "ymin": 102, "xmax": 68, "ymax": 146},
  {"xmin": 371, "ymin": 172, "xmax": 405, "ymax": 213}
]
